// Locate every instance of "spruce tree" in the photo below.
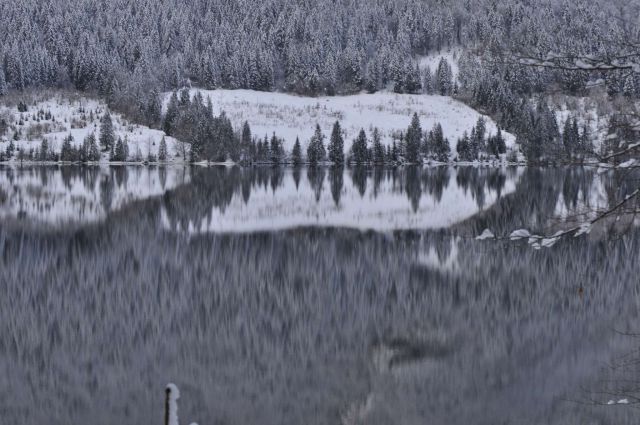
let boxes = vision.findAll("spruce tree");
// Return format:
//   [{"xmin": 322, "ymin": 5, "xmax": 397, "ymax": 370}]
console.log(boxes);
[
  {"xmin": 471, "ymin": 117, "xmax": 486, "ymax": 159},
  {"xmin": 372, "ymin": 128, "xmax": 385, "ymax": 165},
  {"xmin": 99, "ymin": 111, "xmax": 115, "ymax": 151},
  {"xmin": 0, "ymin": 69, "xmax": 6, "ymax": 96},
  {"xmin": 241, "ymin": 121, "xmax": 252, "ymax": 162},
  {"xmin": 562, "ymin": 116, "xmax": 579, "ymax": 158},
  {"xmin": 269, "ymin": 133, "xmax": 283, "ymax": 164},
  {"xmin": 456, "ymin": 131, "xmax": 471, "ymax": 161},
  {"xmin": 292, "ymin": 137, "xmax": 302, "ymax": 166},
  {"xmin": 328, "ymin": 121, "xmax": 345, "ymax": 165},
  {"xmin": 39, "ymin": 138, "xmax": 48, "ymax": 161},
  {"xmin": 351, "ymin": 129, "xmax": 368, "ymax": 165},
  {"xmin": 423, "ymin": 66, "xmax": 433, "ymax": 95},
  {"xmin": 163, "ymin": 91, "xmax": 179, "ymax": 136},
  {"xmin": 158, "ymin": 137, "xmax": 168, "ymax": 161},
  {"xmin": 436, "ymin": 58, "xmax": 453, "ymax": 96},
  {"xmin": 87, "ymin": 133, "xmax": 100, "ymax": 161},
  {"xmin": 113, "ymin": 137, "xmax": 128, "ymax": 161},
  {"xmin": 61, "ymin": 134, "xmax": 73, "ymax": 161},
  {"xmin": 307, "ymin": 124, "xmax": 326, "ymax": 166},
  {"xmin": 430, "ymin": 123, "xmax": 450, "ymax": 162},
  {"xmin": 405, "ymin": 113, "xmax": 422, "ymax": 163},
  {"xmin": 495, "ymin": 128, "xmax": 506, "ymax": 155}
]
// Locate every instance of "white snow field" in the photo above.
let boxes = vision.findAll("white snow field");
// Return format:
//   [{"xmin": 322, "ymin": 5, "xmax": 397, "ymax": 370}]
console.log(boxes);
[
  {"xmin": 161, "ymin": 167, "xmax": 522, "ymax": 234},
  {"xmin": 0, "ymin": 166, "xmax": 189, "ymax": 226},
  {"xmin": 0, "ymin": 94, "xmax": 188, "ymax": 162},
  {"xmin": 164, "ymin": 89, "xmax": 515, "ymax": 153}
]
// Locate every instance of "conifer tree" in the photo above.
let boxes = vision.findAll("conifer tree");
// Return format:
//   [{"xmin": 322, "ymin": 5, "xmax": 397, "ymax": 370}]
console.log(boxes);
[
  {"xmin": 436, "ymin": 58, "xmax": 453, "ymax": 96},
  {"xmin": 163, "ymin": 91, "xmax": 179, "ymax": 136},
  {"xmin": 241, "ymin": 121, "xmax": 252, "ymax": 162},
  {"xmin": 307, "ymin": 124, "xmax": 326, "ymax": 166},
  {"xmin": 328, "ymin": 121, "xmax": 345, "ymax": 165},
  {"xmin": 87, "ymin": 133, "xmax": 100, "ymax": 161},
  {"xmin": 39, "ymin": 138, "xmax": 49, "ymax": 161},
  {"xmin": 113, "ymin": 137, "xmax": 129, "ymax": 161},
  {"xmin": 61, "ymin": 134, "xmax": 73, "ymax": 161},
  {"xmin": 430, "ymin": 123, "xmax": 450, "ymax": 162},
  {"xmin": 423, "ymin": 66, "xmax": 433, "ymax": 95},
  {"xmin": 405, "ymin": 113, "xmax": 422, "ymax": 163},
  {"xmin": 372, "ymin": 128, "xmax": 385, "ymax": 165},
  {"xmin": 471, "ymin": 117, "xmax": 486, "ymax": 159},
  {"xmin": 456, "ymin": 131, "xmax": 471, "ymax": 161},
  {"xmin": 100, "ymin": 111, "xmax": 115, "ymax": 151},
  {"xmin": 270, "ymin": 133, "xmax": 283, "ymax": 164},
  {"xmin": 158, "ymin": 136, "xmax": 168, "ymax": 161},
  {"xmin": 0, "ymin": 69, "xmax": 6, "ymax": 96},
  {"xmin": 292, "ymin": 137, "xmax": 303, "ymax": 166},
  {"xmin": 495, "ymin": 128, "xmax": 506, "ymax": 155},
  {"xmin": 351, "ymin": 129, "xmax": 368, "ymax": 165}
]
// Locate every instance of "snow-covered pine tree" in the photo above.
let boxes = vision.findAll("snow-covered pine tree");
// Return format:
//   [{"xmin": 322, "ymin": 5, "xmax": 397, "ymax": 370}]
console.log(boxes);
[
  {"xmin": 351, "ymin": 129, "xmax": 368, "ymax": 165},
  {"xmin": 100, "ymin": 111, "xmax": 115, "ymax": 151},
  {"xmin": 423, "ymin": 66, "xmax": 433, "ymax": 95},
  {"xmin": 292, "ymin": 137, "xmax": 302, "ymax": 166},
  {"xmin": 0, "ymin": 69, "xmax": 6, "ymax": 96},
  {"xmin": 429, "ymin": 123, "xmax": 450, "ymax": 162},
  {"xmin": 328, "ymin": 121, "xmax": 345, "ymax": 165},
  {"xmin": 158, "ymin": 137, "xmax": 168, "ymax": 162},
  {"xmin": 456, "ymin": 131, "xmax": 471, "ymax": 161},
  {"xmin": 87, "ymin": 133, "xmax": 100, "ymax": 161},
  {"xmin": 405, "ymin": 113, "xmax": 422, "ymax": 163},
  {"xmin": 241, "ymin": 121, "xmax": 252, "ymax": 162},
  {"xmin": 372, "ymin": 128, "xmax": 385, "ymax": 165},
  {"xmin": 436, "ymin": 58, "xmax": 453, "ymax": 96},
  {"xmin": 39, "ymin": 138, "xmax": 49, "ymax": 161},
  {"xmin": 307, "ymin": 124, "xmax": 326, "ymax": 166}
]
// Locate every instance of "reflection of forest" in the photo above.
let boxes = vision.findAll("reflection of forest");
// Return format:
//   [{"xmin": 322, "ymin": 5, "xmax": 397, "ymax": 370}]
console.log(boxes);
[
  {"xmin": 161, "ymin": 166, "xmax": 516, "ymax": 231},
  {"xmin": 0, "ymin": 166, "xmax": 639, "ymax": 425}
]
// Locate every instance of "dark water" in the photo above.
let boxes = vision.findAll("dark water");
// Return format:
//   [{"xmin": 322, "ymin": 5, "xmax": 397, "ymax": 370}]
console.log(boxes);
[{"xmin": 1, "ymin": 165, "xmax": 639, "ymax": 425}]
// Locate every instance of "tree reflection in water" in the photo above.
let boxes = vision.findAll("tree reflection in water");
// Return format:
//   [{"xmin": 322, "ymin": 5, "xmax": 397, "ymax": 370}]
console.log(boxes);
[{"xmin": 0, "ymin": 165, "xmax": 639, "ymax": 425}]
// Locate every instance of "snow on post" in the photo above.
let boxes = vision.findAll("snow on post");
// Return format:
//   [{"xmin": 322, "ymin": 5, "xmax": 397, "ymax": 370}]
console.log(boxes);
[{"xmin": 165, "ymin": 383, "xmax": 180, "ymax": 425}]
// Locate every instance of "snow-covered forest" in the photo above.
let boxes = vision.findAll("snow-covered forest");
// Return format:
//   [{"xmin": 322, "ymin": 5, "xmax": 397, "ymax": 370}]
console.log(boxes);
[{"xmin": 0, "ymin": 0, "xmax": 639, "ymax": 163}]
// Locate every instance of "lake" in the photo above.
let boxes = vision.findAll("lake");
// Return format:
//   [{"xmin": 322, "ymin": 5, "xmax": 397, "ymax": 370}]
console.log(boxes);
[{"xmin": 0, "ymin": 165, "xmax": 639, "ymax": 425}]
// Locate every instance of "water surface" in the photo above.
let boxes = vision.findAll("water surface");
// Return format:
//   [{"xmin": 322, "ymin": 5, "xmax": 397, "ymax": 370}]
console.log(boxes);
[{"xmin": 1, "ymin": 165, "xmax": 639, "ymax": 425}]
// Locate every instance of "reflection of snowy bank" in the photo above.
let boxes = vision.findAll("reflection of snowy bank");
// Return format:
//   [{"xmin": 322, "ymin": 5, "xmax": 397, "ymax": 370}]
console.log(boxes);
[
  {"xmin": 0, "ymin": 165, "xmax": 189, "ymax": 226},
  {"xmin": 161, "ymin": 167, "xmax": 521, "ymax": 233}
]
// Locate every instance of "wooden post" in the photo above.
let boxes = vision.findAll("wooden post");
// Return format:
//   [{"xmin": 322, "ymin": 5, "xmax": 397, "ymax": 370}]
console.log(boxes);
[{"xmin": 164, "ymin": 386, "xmax": 171, "ymax": 425}]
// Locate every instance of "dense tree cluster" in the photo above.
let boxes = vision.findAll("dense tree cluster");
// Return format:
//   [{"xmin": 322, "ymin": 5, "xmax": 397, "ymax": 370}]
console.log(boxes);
[
  {"xmin": 2, "ymin": 0, "xmax": 635, "ymax": 104},
  {"xmin": 1, "ymin": 0, "xmax": 637, "ymax": 164}
]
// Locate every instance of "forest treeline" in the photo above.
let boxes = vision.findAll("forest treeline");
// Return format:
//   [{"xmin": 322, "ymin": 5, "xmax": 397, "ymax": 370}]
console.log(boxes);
[{"xmin": 0, "ymin": 0, "xmax": 639, "ymax": 163}]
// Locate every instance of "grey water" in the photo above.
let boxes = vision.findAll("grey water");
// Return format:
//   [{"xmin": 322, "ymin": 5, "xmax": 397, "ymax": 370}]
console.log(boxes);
[{"xmin": 1, "ymin": 165, "xmax": 639, "ymax": 425}]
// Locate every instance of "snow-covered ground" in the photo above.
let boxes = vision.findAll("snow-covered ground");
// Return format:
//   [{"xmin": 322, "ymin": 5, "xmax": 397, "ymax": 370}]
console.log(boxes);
[
  {"xmin": 417, "ymin": 47, "xmax": 462, "ymax": 80},
  {"xmin": 161, "ymin": 167, "xmax": 521, "ymax": 234},
  {"xmin": 163, "ymin": 88, "xmax": 515, "ymax": 153},
  {"xmin": 0, "ymin": 95, "xmax": 188, "ymax": 162},
  {"xmin": 0, "ymin": 165, "xmax": 189, "ymax": 225}
]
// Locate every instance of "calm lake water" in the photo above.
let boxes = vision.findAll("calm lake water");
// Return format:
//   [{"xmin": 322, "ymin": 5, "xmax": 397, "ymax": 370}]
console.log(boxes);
[{"xmin": 1, "ymin": 165, "xmax": 639, "ymax": 425}]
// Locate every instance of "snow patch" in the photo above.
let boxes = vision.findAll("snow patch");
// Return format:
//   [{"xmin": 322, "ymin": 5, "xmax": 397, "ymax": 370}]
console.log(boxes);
[
  {"xmin": 509, "ymin": 229, "xmax": 531, "ymax": 240},
  {"xmin": 163, "ymin": 89, "xmax": 515, "ymax": 153},
  {"xmin": 476, "ymin": 229, "xmax": 495, "ymax": 240}
]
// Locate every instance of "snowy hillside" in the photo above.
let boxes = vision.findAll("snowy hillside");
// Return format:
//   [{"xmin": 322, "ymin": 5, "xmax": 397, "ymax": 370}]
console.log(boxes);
[
  {"xmin": 164, "ymin": 89, "xmax": 515, "ymax": 153},
  {"xmin": 0, "ymin": 94, "xmax": 188, "ymax": 162}
]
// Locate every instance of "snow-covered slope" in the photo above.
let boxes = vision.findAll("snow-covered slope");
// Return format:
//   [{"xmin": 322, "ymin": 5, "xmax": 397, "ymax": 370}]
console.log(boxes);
[
  {"xmin": 0, "ymin": 94, "xmax": 188, "ymax": 162},
  {"xmin": 164, "ymin": 89, "xmax": 515, "ymax": 152}
]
